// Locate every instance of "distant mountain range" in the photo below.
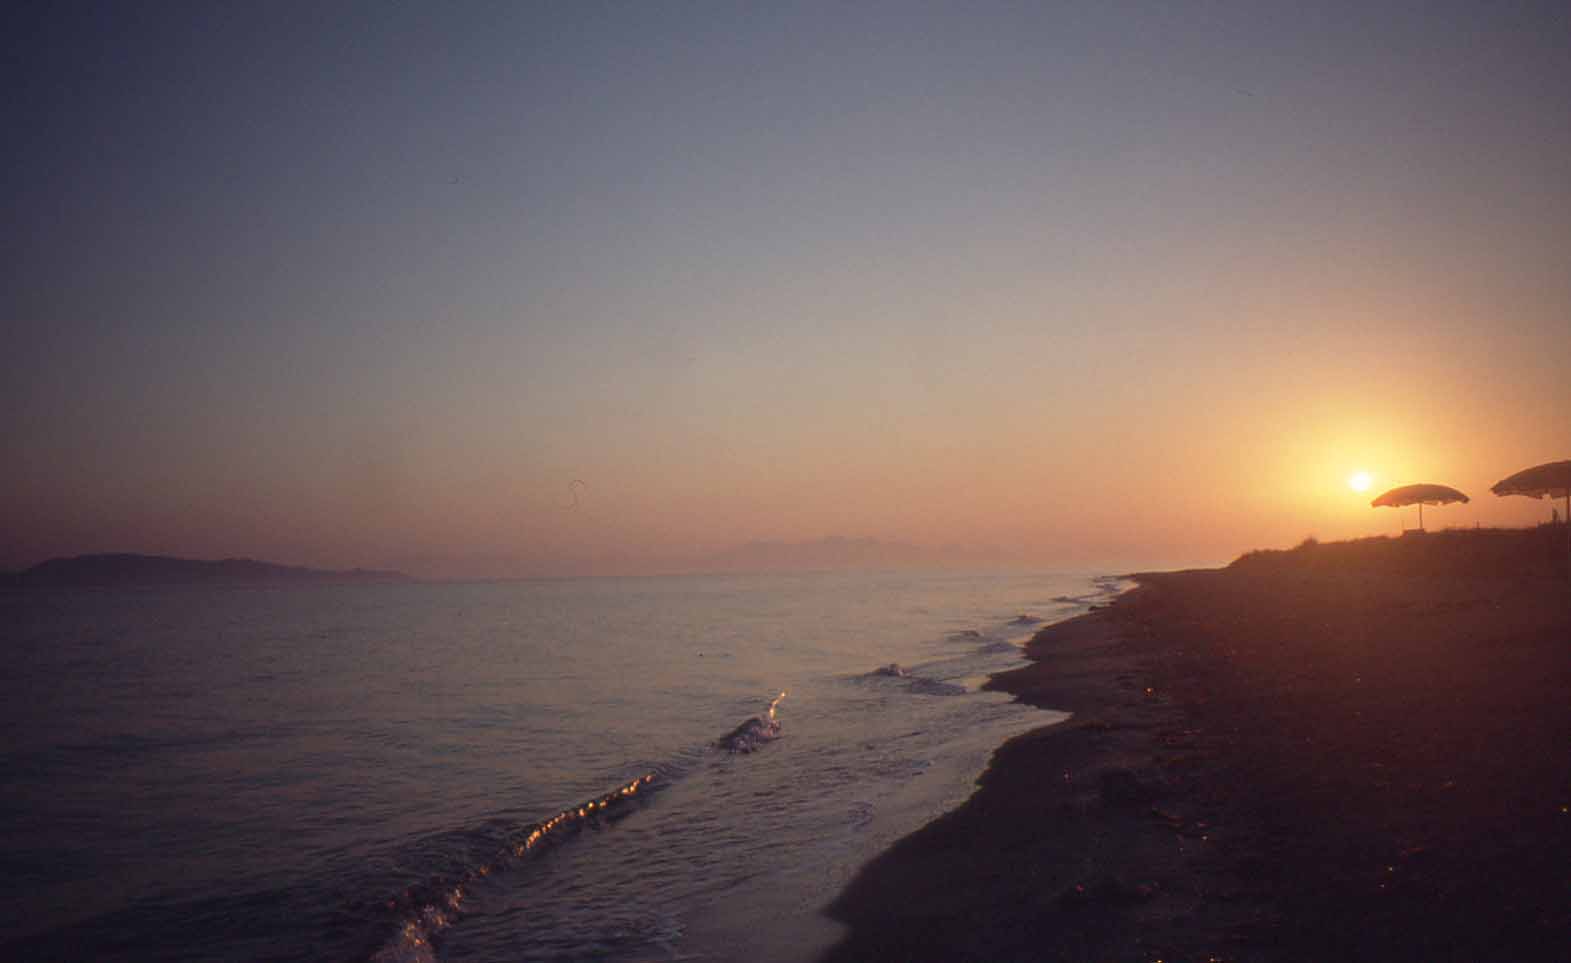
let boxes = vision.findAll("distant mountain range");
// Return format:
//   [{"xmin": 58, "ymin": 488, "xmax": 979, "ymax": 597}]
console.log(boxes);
[
  {"xmin": 2, "ymin": 553, "xmax": 412, "ymax": 588},
  {"xmin": 697, "ymin": 536, "xmax": 995, "ymax": 573},
  {"xmin": 393, "ymin": 536, "xmax": 1008, "ymax": 580}
]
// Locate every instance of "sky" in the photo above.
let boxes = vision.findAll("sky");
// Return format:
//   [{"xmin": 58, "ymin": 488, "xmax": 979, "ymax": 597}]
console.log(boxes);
[{"xmin": 4, "ymin": 1, "xmax": 1569, "ymax": 578}]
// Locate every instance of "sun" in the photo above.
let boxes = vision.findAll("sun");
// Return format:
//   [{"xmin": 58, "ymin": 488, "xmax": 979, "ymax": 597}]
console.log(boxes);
[{"xmin": 1348, "ymin": 471, "xmax": 1373, "ymax": 492}]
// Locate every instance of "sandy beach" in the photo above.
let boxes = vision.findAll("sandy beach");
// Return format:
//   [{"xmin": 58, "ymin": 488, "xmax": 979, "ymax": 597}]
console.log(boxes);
[{"xmin": 821, "ymin": 527, "xmax": 1571, "ymax": 962}]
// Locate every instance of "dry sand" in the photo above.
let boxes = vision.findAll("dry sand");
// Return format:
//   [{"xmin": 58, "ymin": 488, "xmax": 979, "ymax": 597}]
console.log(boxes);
[{"xmin": 820, "ymin": 527, "xmax": 1570, "ymax": 962}]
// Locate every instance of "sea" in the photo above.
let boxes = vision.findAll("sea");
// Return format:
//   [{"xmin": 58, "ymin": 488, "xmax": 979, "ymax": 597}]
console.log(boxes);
[{"xmin": 0, "ymin": 569, "xmax": 1126, "ymax": 962}]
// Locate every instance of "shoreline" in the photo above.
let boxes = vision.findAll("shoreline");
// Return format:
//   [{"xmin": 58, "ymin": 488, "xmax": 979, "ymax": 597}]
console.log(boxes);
[
  {"xmin": 819, "ymin": 529, "xmax": 1571, "ymax": 961},
  {"xmin": 818, "ymin": 590, "xmax": 1235, "ymax": 962}
]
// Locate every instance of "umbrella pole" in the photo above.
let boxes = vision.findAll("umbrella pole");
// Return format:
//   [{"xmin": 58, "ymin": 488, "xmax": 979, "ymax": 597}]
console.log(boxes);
[{"xmin": 1419, "ymin": 502, "xmax": 1424, "ymax": 531}]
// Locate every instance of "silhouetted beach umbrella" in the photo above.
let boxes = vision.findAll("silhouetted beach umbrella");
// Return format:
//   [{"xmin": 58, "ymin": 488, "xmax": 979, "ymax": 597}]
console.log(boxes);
[
  {"xmin": 1371, "ymin": 484, "xmax": 1470, "ymax": 532},
  {"xmin": 1491, "ymin": 459, "xmax": 1571, "ymax": 573},
  {"xmin": 1491, "ymin": 460, "xmax": 1571, "ymax": 503}
]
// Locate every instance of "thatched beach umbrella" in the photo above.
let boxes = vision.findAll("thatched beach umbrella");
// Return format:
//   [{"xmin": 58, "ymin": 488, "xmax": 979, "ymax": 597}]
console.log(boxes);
[
  {"xmin": 1491, "ymin": 459, "xmax": 1571, "ymax": 573},
  {"xmin": 1371, "ymin": 483, "xmax": 1470, "ymax": 532}
]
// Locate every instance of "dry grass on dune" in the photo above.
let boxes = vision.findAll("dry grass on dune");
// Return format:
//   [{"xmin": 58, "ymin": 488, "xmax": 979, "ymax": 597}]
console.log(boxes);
[{"xmin": 1230, "ymin": 524, "xmax": 1570, "ymax": 579}]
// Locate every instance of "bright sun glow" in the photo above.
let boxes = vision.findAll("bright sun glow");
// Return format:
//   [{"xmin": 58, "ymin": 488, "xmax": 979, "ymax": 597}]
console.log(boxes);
[{"xmin": 1348, "ymin": 471, "xmax": 1373, "ymax": 492}]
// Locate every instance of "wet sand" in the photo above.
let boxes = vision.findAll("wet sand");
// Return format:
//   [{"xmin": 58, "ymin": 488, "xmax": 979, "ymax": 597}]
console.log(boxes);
[{"xmin": 820, "ymin": 528, "xmax": 1571, "ymax": 961}]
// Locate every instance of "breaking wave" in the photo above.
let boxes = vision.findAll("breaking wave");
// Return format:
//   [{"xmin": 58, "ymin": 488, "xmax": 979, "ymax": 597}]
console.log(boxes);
[
  {"xmin": 374, "ymin": 687, "xmax": 796, "ymax": 960},
  {"xmin": 718, "ymin": 691, "xmax": 787, "ymax": 753},
  {"xmin": 369, "ymin": 774, "xmax": 656, "ymax": 963},
  {"xmin": 905, "ymin": 677, "xmax": 967, "ymax": 697}
]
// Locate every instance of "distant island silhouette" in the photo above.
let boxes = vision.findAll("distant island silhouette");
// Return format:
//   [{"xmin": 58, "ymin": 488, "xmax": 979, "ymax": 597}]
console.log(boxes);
[{"xmin": 4, "ymin": 553, "xmax": 412, "ymax": 588}]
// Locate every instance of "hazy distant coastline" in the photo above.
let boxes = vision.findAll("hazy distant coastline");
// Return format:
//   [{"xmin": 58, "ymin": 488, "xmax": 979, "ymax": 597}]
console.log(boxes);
[
  {"xmin": 695, "ymin": 535, "xmax": 999, "ymax": 574},
  {"xmin": 2, "ymin": 553, "xmax": 412, "ymax": 588}
]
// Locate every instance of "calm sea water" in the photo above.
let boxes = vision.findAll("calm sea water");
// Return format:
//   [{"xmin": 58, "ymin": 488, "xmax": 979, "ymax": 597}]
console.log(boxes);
[{"xmin": 0, "ymin": 570, "xmax": 1123, "ymax": 962}]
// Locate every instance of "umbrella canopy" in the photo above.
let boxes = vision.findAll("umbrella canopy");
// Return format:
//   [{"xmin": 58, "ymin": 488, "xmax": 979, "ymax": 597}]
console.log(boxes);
[
  {"xmin": 1370, "ymin": 483, "xmax": 1469, "ymax": 532},
  {"xmin": 1490, "ymin": 459, "xmax": 1571, "ymax": 500},
  {"xmin": 1370, "ymin": 484, "xmax": 1471, "ymax": 509}
]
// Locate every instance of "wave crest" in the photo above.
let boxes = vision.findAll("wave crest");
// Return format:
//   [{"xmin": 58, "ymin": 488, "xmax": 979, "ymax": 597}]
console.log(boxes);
[
  {"xmin": 718, "ymin": 691, "xmax": 787, "ymax": 753},
  {"xmin": 369, "ymin": 773, "xmax": 656, "ymax": 962}
]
